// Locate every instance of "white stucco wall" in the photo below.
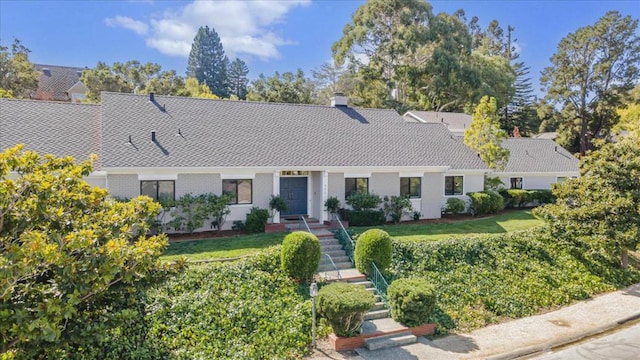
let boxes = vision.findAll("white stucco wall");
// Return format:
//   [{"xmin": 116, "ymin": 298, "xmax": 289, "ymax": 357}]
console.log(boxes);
[
  {"xmin": 497, "ymin": 174, "xmax": 577, "ymax": 190},
  {"xmin": 328, "ymin": 172, "xmax": 345, "ymax": 202},
  {"xmin": 176, "ymin": 173, "xmax": 220, "ymax": 197},
  {"xmin": 421, "ymin": 172, "xmax": 443, "ymax": 219},
  {"xmin": 310, "ymin": 172, "xmax": 323, "ymax": 221},
  {"xmin": 106, "ymin": 174, "xmax": 139, "ymax": 199},
  {"xmin": 370, "ymin": 172, "xmax": 400, "ymax": 197}
]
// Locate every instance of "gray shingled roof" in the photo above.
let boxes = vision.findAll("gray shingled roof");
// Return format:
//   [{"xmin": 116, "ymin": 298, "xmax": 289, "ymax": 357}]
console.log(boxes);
[
  {"xmin": 501, "ymin": 138, "xmax": 579, "ymax": 173},
  {"xmin": 101, "ymin": 93, "xmax": 488, "ymax": 170},
  {"xmin": 32, "ymin": 64, "xmax": 85, "ymax": 101},
  {"xmin": 0, "ymin": 99, "xmax": 101, "ymax": 166},
  {"xmin": 404, "ymin": 111, "xmax": 472, "ymax": 131}
]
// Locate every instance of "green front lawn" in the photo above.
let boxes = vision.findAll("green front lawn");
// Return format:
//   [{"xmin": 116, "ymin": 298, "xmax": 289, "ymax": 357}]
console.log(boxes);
[
  {"xmin": 353, "ymin": 209, "xmax": 542, "ymax": 242},
  {"xmin": 161, "ymin": 232, "xmax": 284, "ymax": 261}
]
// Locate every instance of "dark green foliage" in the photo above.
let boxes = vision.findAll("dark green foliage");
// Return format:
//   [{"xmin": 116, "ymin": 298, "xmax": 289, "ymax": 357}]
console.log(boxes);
[
  {"xmin": 346, "ymin": 191, "xmax": 382, "ymax": 211},
  {"xmin": 281, "ymin": 231, "xmax": 321, "ymax": 282},
  {"xmin": 168, "ymin": 192, "xmax": 232, "ymax": 233},
  {"xmin": 227, "ymin": 58, "xmax": 249, "ymax": 99},
  {"xmin": 355, "ymin": 229, "xmax": 392, "ymax": 274},
  {"xmin": 231, "ymin": 220, "xmax": 245, "ymax": 231},
  {"xmin": 317, "ymin": 282, "xmax": 375, "ymax": 337},
  {"xmin": 383, "ymin": 195, "xmax": 413, "ymax": 223},
  {"xmin": 268, "ymin": 194, "xmax": 287, "ymax": 220},
  {"xmin": 413, "ymin": 211, "xmax": 421, "ymax": 221},
  {"xmin": 247, "ymin": 69, "xmax": 314, "ymax": 104},
  {"xmin": 443, "ymin": 197, "xmax": 466, "ymax": 215},
  {"xmin": 244, "ymin": 207, "xmax": 269, "ymax": 233},
  {"xmin": 387, "ymin": 278, "xmax": 437, "ymax": 327},
  {"xmin": 467, "ymin": 191, "xmax": 504, "ymax": 215},
  {"xmin": 187, "ymin": 26, "xmax": 229, "ymax": 98},
  {"xmin": 389, "ymin": 228, "xmax": 640, "ymax": 333},
  {"xmin": 146, "ymin": 250, "xmax": 316, "ymax": 359},
  {"xmin": 535, "ymin": 139, "xmax": 640, "ymax": 268},
  {"xmin": 324, "ymin": 196, "xmax": 341, "ymax": 215},
  {"xmin": 343, "ymin": 209, "xmax": 386, "ymax": 226},
  {"xmin": 500, "ymin": 189, "xmax": 555, "ymax": 208}
]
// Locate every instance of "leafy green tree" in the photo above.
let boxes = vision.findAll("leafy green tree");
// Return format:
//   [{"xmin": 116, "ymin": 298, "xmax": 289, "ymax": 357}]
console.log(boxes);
[
  {"xmin": 187, "ymin": 26, "xmax": 229, "ymax": 98},
  {"xmin": 311, "ymin": 61, "xmax": 356, "ymax": 105},
  {"xmin": 535, "ymin": 138, "xmax": 640, "ymax": 268},
  {"xmin": 227, "ymin": 58, "xmax": 249, "ymax": 100},
  {"xmin": 246, "ymin": 69, "xmax": 314, "ymax": 104},
  {"xmin": 541, "ymin": 11, "xmax": 640, "ymax": 155},
  {"xmin": 185, "ymin": 77, "xmax": 219, "ymax": 99},
  {"xmin": 332, "ymin": 0, "xmax": 433, "ymax": 103},
  {"xmin": 0, "ymin": 145, "xmax": 179, "ymax": 357},
  {"xmin": 0, "ymin": 39, "xmax": 39, "ymax": 98},
  {"xmin": 614, "ymin": 84, "xmax": 640, "ymax": 139},
  {"xmin": 464, "ymin": 96, "xmax": 510, "ymax": 170},
  {"xmin": 81, "ymin": 61, "xmax": 186, "ymax": 102}
]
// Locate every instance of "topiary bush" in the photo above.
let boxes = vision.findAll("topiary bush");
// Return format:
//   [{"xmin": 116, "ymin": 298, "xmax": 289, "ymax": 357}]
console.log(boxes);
[
  {"xmin": 280, "ymin": 231, "xmax": 321, "ymax": 282},
  {"xmin": 387, "ymin": 278, "xmax": 437, "ymax": 327},
  {"xmin": 355, "ymin": 229, "xmax": 392, "ymax": 275},
  {"xmin": 443, "ymin": 197, "xmax": 466, "ymax": 215},
  {"xmin": 245, "ymin": 206, "xmax": 269, "ymax": 233},
  {"xmin": 467, "ymin": 191, "xmax": 504, "ymax": 216},
  {"xmin": 317, "ymin": 282, "xmax": 375, "ymax": 337},
  {"xmin": 344, "ymin": 209, "xmax": 386, "ymax": 226}
]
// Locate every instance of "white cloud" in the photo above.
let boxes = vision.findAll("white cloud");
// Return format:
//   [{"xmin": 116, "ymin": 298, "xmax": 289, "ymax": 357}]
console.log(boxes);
[
  {"xmin": 105, "ymin": 16, "xmax": 149, "ymax": 35},
  {"xmin": 107, "ymin": 0, "xmax": 310, "ymax": 60}
]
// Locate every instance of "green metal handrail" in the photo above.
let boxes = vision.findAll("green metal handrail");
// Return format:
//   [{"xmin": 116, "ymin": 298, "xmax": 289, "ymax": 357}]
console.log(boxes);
[
  {"xmin": 331, "ymin": 213, "xmax": 355, "ymax": 262},
  {"xmin": 370, "ymin": 262, "xmax": 389, "ymax": 305},
  {"xmin": 299, "ymin": 215, "xmax": 311, "ymax": 233}
]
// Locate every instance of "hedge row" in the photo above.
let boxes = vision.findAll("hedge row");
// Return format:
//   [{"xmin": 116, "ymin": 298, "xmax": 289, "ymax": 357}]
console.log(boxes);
[
  {"xmin": 499, "ymin": 189, "xmax": 555, "ymax": 208},
  {"xmin": 388, "ymin": 227, "xmax": 640, "ymax": 333}
]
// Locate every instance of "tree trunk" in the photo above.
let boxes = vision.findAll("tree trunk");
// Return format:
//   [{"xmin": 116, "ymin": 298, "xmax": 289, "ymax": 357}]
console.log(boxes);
[{"xmin": 621, "ymin": 249, "xmax": 628, "ymax": 269}]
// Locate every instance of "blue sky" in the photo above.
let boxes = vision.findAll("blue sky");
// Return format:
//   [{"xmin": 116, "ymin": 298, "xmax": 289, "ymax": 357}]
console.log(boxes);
[{"xmin": 1, "ymin": 0, "xmax": 638, "ymax": 95}]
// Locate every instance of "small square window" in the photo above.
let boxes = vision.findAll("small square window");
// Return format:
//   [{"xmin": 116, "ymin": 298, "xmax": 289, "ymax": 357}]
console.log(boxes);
[
  {"xmin": 223, "ymin": 179, "xmax": 253, "ymax": 204},
  {"xmin": 444, "ymin": 176, "xmax": 463, "ymax": 196},
  {"xmin": 510, "ymin": 177, "xmax": 523, "ymax": 189},
  {"xmin": 345, "ymin": 178, "xmax": 368, "ymax": 199},
  {"xmin": 400, "ymin": 177, "xmax": 421, "ymax": 198}
]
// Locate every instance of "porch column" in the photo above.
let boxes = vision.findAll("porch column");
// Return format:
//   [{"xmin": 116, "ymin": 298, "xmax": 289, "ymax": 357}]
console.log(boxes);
[
  {"xmin": 321, "ymin": 171, "xmax": 329, "ymax": 222},
  {"xmin": 273, "ymin": 171, "xmax": 281, "ymax": 223}
]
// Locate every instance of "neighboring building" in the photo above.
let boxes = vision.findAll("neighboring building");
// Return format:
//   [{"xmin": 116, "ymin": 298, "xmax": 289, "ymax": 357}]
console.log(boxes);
[
  {"xmin": 532, "ymin": 132, "xmax": 558, "ymax": 140},
  {"xmin": 1, "ymin": 93, "xmax": 489, "ymax": 230},
  {"xmin": 494, "ymin": 138, "xmax": 579, "ymax": 190},
  {"xmin": 403, "ymin": 111, "xmax": 472, "ymax": 136},
  {"xmin": 32, "ymin": 64, "xmax": 88, "ymax": 102}
]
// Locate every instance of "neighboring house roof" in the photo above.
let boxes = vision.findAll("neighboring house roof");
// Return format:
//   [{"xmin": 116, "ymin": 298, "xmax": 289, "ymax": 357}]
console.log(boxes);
[
  {"xmin": 0, "ymin": 99, "xmax": 102, "ymax": 167},
  {"xmin": 68, "ymin": 81, "xmax": 89, "ymax": 95},
  {"xmin": 532, "ymin": 132, "xmax": 557, "ymax": 140},
  {"xmin": 403, "ymin": 111, "xmax": 472, "ymax": 133},
  {"xmin": 500, "ymin": 138, "xmax": 579, "ymax": 173},
  {"xmin": 32, "ymin": 64, "xmax": 86, "ymax": 101},
  {"xmin": 101, "ymin": 93, "xmax": 488, "ymax": 170}
]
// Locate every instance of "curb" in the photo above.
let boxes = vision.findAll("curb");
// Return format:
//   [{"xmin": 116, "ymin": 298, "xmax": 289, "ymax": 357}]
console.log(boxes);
[{"xmin": 485, "ymin": 313, "xmax": 640, "ymax": 360}]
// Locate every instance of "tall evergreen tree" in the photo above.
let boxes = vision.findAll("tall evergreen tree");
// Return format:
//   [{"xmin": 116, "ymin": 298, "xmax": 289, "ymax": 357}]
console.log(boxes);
[
  {"xmin": 187, "ymin": 26, "xmax": 229, "ymax": 98},
  {"xmin": 227, "ymin": 58, "xmax": 249, "ymax": 100}
]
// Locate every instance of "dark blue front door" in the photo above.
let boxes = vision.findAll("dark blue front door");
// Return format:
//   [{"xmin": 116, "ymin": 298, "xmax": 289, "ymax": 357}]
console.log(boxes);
[{"xmin": 280, "ymin": 177, "xmax": 307, "ymax": 217}]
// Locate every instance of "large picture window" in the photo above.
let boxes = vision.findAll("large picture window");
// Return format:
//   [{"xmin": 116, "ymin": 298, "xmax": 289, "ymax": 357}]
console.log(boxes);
[
  {"xmin": 444, "ymin": 176, "xmax": 463, "ymax": 196},
  {"xmin": 223, "ymin": 179, "xmax": 253, "ymax": 204},
  {"xmin": 140, "ymin": 180, "xmax": 175, "ymax": 202},
  {"xmin": 400, "ymin": 177, "xmax": 421, "ymax": 198},
  {"xmin": 510, "ymin": 177, "xmax": 523, "ymax": 189},
  {"xmin": 345, "ymin": 178, "xmax": 368, "ymax": 199}
]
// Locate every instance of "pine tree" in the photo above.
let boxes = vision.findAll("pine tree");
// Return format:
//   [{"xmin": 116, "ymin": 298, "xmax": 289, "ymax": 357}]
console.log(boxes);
[
  {"xmin": 227, "ymin": 58, "xmax": 249, "ymax": 100},
  {"xmin": 187, "ymin": 26, "xmax": 229, "ymax": 98}
]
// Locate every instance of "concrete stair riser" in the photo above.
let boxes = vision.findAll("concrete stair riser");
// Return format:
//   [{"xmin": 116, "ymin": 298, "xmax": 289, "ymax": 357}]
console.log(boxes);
[
  {"xmin": 364, "ymin": 333, "xmax": 417, "ymax": 351},
  {"xmin": 320, "ymin": 256, "xmax": 350, "ymax": 264},
  {"xmin": 365, "ymin": 309, "xmax": 390, "ymax": 321},
  {"xmin": 318, "ymin": 262, "xmax": 354, "ymax": 272},
  {"xmin": 320, "ymin": 244, "xmax": 343, "ymax": 252},
  {"xmin": 323, "ymin": 250, "xmax": 348, "ymax": 258}
]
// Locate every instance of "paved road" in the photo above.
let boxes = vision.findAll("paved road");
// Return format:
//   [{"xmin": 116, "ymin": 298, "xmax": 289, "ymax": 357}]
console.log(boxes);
[{"xmin": 531, "ymin": 321, "xmax": 640, "ymax": 360}]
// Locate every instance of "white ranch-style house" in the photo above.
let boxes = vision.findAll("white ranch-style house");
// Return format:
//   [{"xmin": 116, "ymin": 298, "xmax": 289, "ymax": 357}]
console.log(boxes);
[{"xmin": 0, "ymin": 93, "xmax": 578, "ymax": 231}]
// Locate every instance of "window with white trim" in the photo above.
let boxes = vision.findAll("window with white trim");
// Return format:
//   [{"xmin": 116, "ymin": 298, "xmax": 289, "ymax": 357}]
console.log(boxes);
[
  {"xmin": 223, "ymin": 179, "xmax": 253, "ymax": 204},
  {"xmin": 400, "ymin": 177, "xmax": 421, "ymax": 198},
  {"xmin": 140, "ymin": 180, "xmax": 175, "ymax": 202},
  {"xmin": 444, "ymin": 176, "xmax": 463, "ymax": 196},
  {"xmin": 510, "ymin": 177, "xmax": 523, "ymax": 189},
  {"xmin": 345, "ymin": 178, "xmax": 368, "ymax": 199}
]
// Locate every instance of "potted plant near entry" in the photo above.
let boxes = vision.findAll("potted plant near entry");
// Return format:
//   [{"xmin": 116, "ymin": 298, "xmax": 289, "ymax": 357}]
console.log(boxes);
[
  {"xmin": 324, "ymin": 196, "xmax": 347, "ymax": 227},
  {"xmin": 266, "ymin": 195, "xmax": 288, "ymax": 232}
]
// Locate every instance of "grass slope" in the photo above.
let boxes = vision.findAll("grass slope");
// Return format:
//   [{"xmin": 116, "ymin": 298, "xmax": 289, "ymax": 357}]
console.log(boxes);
[
  {"xmin": 355, "ymin": 210, "xmax": 542, "ymax": 241},
  {"xmin": 162, "ymin": 232, "xmax": 283, "ymax": 261}
]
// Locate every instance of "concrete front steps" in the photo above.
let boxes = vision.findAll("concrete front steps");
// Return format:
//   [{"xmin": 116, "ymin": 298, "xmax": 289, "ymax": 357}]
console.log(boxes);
[{"xmin": 309, "ymin": 223, "xmax": 419, "ymax": 351}]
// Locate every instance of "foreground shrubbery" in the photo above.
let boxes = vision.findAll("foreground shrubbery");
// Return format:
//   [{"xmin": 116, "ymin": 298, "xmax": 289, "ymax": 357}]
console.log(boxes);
[
  {"xmin": 146, "ymin": 247, "xmax": 316, "ymax": 359},
  {"xmin": 389, "ymin": 227, "xmax": 640, "ymax": 333},
  {"xmin": 317, "ymin": 282, "xmax": 374, "ymax": 337}
]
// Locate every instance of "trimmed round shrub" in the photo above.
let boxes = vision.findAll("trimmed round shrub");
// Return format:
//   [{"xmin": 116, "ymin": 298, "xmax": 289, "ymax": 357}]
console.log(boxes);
[
  {"xmin": 444, "ymin": 197, "xmax": 466, "ymax": 214},
  {"xmin": 280, "ymin": 231, "xmax": 321, "ymax": 282},
  {"xmin": 354, "ymin": 229, "xmax": 392, "ymax": 275},
  {"xmin": 387, "ymin": 278, "xmax": 437, "ymax": 327},
  {"xmin": 317, "ymin": 282, "xmax": 375, "ymax": 337},
  {"xmin": 245, "ymin": 207, "xmax": 269, "ymax": 233}
]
